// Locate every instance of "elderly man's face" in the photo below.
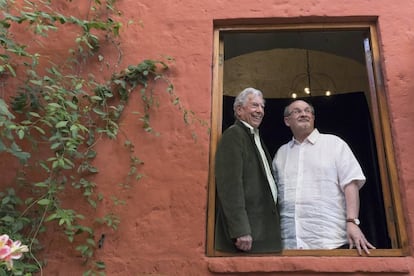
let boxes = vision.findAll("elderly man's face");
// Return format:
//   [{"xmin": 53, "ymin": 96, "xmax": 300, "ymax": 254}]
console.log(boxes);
[
  {"xmin": 284, "ymin": 100, "xmax": 315, "ymax": 134},
  {"xmin": 236, "ymin": 94, "xmax": 265, "ymax": 129}
]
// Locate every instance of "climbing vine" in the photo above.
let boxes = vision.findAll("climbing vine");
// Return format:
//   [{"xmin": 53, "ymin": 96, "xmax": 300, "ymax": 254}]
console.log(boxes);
[{"xmin": 0, "ymin": 0, "xmax": 190, "ymax": 275}]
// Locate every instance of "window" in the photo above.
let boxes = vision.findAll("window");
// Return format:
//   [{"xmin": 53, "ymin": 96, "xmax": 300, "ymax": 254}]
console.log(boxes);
[{"xmin": 206, "ymin": 20, "xmax": 408, "ymax": 258}]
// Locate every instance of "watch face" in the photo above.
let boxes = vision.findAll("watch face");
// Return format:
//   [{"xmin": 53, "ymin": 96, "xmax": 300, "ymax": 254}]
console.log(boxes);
[{"xmin": 354, "ymin": 218, "xmax": 360, "ymax": 225}]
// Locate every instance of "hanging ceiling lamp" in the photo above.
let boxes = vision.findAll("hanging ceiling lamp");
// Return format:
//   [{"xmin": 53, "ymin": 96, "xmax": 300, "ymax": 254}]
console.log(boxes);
[{"xmin": 290, "ymin": 49, "xmax": 336, "ymax": 98}]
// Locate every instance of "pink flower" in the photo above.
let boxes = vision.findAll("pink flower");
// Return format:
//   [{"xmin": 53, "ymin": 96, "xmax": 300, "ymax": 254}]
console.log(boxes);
[
  {"xmin": 0, "ymin": 234, "xmax": 29, "ymax": 270},
  {"xmin": 0, "ymin": 235, "xmax": 11, "ymax": 259}
]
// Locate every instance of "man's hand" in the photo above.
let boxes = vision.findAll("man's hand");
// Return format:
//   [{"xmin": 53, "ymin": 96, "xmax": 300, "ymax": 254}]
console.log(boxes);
[
  {"xmin": 235, "ymin": 234, "xmax": 253, "ymax": 252},
  {"xmin": 347, "ymin": 223, "xmax": 376, "ymax": 255}
]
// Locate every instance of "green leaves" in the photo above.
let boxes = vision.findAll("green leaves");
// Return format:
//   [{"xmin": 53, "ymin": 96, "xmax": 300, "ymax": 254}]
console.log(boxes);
[
  {"xmin": 0, "ymin": 1, "xmax": 131, "ymax": 274},
  {"xmin": 0, "ymin": 99, "xmax": 31, "ymax": 162},
  {"xmin": 0, "ymin": 188, "xmax": 39, "ymax": 274},
  {"xmin": 37, "ymin": 199, "xmax": 51, "ymax": 206},
  {"xmin": 0, "ymin": 99, "xmax": 15, "ymax": 120},
  {"xmin": 0, "ymin": 0, "xmax": 195, "ymax": 275}
]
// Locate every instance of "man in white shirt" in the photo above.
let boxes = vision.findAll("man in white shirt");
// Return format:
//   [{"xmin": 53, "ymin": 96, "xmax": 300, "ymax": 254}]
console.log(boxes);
[{"xmin": 272, "ymin": 99, "xmax": 376, "ymax": 255}]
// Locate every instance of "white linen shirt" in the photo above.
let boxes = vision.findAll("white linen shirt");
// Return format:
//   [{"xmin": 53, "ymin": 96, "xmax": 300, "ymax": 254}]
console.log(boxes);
[{"xmin": 272, "ymin": 129, "xmax": 366, "ymax": 249}]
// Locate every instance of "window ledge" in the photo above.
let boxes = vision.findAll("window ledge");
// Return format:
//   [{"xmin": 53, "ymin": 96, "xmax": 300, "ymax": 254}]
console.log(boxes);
[{"xmin": 207, "ymin": 256, "xmax": 411, "ymax": 274}]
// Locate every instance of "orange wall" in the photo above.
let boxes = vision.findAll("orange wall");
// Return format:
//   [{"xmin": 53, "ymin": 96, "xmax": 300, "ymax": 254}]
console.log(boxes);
[{"xmin": 4, "ymin": 0, "xmax": 414, "ymax": 275}]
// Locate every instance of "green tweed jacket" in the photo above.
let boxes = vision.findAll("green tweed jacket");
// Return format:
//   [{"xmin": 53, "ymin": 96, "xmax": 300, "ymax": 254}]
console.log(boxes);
[{"xmin": 214, "ymin": 120, "xmax": 282, "ymax": 253}]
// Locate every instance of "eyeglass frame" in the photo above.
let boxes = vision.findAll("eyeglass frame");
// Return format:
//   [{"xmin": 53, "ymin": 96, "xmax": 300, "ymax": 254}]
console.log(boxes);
[{"xmin": 284, "ymin": 106, "xmax": 315, "ymax": 117}]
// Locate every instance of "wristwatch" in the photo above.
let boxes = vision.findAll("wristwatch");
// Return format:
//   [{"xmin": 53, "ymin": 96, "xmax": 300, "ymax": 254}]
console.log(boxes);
[{"xmin": 346, "ymin": 218, "xmax": 360, "ymax": 225}]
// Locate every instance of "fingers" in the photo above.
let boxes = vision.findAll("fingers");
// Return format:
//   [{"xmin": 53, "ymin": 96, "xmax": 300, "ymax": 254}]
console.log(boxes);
[
  {"xmin": 349, "ymin": 235, "xmax": 376, "ymax": 255},
  {"xmin": 348, "ymin": 239, "xmax": 363, "ymax": 255},
  {"xmin": 355, "ymin": 241, "xmax": 363, "ymax": 256},
  {"xmin": 235, "ymin": 235, "xmax": 253, "ymax": 252},
  {"xmin": 347, "ymin": 224, "xmax": 377, "ymax": 256},
  {"xmin": 357, "ymin": 241, "xmax": 372, "ymax": 255},
  {"xmin": 361, "ymin": 240, "xmax": 376, "ymax": 255},
  {"xmin": 367, "ymin": 241, "xmax": 376, "ymax": 249}
]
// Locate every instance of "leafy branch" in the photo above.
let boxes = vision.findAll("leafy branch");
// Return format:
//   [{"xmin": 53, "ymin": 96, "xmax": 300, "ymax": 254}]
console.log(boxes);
[{"xmin": 0, "ymin": 1, "xmax": 191, "ymax": 275}]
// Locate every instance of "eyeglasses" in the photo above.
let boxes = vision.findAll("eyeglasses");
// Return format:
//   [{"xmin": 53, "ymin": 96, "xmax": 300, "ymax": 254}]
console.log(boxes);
[{"xmin": 287, "ymin": 108, "xmax": 313, "ymax": 116}]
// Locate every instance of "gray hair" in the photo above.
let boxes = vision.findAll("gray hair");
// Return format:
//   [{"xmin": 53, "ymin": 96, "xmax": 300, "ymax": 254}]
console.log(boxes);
[
  {"xmin": 283, "ymin": 100, "xmax": 315, "ymax": 117},
  {"xmin": 233, "ymin": 87, "xmax": 264, "ymax": 118}
]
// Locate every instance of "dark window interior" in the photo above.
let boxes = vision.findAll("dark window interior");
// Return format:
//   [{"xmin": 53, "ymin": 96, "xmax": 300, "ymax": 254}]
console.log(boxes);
[
  {"xmin": 222, "ymin": 92, "xmax": 391, "ymax": 248},
  {"xmin": 220, "ymin": 30, "xmax": 392, "ymax": 249}
]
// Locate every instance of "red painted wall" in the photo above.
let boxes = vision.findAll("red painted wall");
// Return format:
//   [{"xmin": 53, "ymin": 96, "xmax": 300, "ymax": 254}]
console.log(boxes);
[{"xmin": 3, "ymin": 0, "xmax": 414, "ymax": 275}]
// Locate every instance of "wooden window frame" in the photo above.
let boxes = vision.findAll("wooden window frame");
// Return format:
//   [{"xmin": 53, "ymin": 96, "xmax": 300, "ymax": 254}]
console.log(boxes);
[{"xmin": 206, "ymin": 20, "xmax": 409, "ymax": 261}]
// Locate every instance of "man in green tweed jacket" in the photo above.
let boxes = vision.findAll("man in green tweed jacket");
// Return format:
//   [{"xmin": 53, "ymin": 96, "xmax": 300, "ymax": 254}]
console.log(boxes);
[{"xmin": 214, "ymin": 87, "xmax": 282, "ymax": 253}]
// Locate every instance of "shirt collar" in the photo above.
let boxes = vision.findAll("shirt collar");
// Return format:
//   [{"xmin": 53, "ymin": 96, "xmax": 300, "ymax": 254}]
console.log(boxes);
[
  {"xmin": 289, "ymin": 128, "xmax": 320, "ymax": 147},
  {"xmin": 240, "ymin": 120, "xmax": 258, "ymax": 135}
]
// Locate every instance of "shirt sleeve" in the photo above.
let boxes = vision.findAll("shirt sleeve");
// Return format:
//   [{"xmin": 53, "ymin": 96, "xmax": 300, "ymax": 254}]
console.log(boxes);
[{"xmin": 335, "ymin": 137, "xmax": 366, "ymax": 191}]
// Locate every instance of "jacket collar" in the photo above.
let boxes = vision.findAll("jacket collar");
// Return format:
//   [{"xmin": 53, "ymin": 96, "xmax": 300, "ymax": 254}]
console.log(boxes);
[{"xmin": 239, "ymin": 120, "xmax": 258, "ymax": 135}]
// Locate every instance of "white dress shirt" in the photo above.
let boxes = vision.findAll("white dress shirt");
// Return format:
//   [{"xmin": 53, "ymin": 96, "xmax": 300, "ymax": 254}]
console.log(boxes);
[{"xmin": 272, "ymin": 129, "xmax": 365, "ymax": 249}]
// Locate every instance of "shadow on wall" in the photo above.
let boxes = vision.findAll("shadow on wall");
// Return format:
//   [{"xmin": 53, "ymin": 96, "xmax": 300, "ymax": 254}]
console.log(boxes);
[{"xmin": 222, "ymin": 91, "xmax": 391, "ymax": 249}]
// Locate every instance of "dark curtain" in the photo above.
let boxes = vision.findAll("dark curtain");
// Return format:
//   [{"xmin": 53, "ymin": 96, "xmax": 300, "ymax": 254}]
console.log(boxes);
[{"xmin": 222, "ymin": 92, "xmax": 391, "ymax": 248}]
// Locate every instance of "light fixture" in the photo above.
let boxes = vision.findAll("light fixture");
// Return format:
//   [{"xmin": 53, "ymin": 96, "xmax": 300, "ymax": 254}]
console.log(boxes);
[{"xmin": 290, "ymin": 50, "xmax": 336, "ymax": 98}]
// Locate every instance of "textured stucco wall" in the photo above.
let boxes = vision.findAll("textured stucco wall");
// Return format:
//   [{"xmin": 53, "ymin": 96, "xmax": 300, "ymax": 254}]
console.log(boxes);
[{"xmin": 3, "ymin": 0, "xmax": 414, "ymax": 275}]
